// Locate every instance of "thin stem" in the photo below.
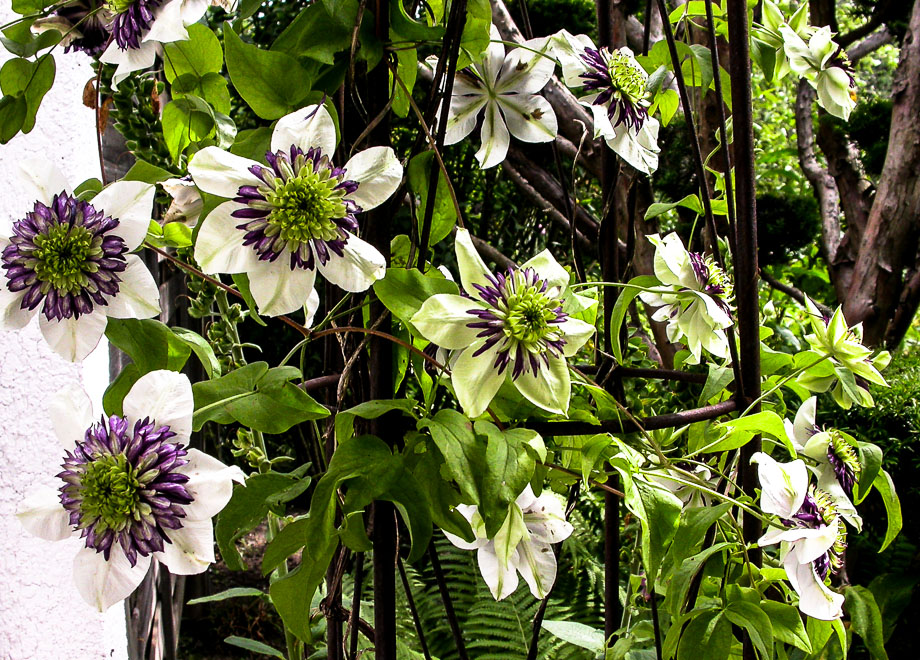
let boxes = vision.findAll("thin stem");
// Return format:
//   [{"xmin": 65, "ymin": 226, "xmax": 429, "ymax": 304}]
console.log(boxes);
[
  {"xmin": 428, "ymin": 541, "xmax": 469, "ymax": 660},
  {"xmin": 397, "ymin": 558, "xmax": 433, "ymax": 660}
]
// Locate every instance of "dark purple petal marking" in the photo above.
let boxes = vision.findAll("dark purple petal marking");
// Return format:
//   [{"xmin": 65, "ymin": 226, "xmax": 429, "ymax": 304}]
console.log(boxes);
[
  {"xmin": 58, "ymin": 414, "xmax": 194, "ymax": 567},
  {"xmin": 232, "ymin": 145, "xmax": 362, "ymax": 272},
  {"xmin": 110, "ymin": 0, "xmax": 162, "ymax": 51},
  {"xmin": 688, "ymin": 251, "xmax": 734, "ymax": 315},
  {"xmin": 2, "ymin": 192, "xmax": 128, "ymax": 321},
  {"xmin": 578, "ymin": 46, "xmax": 650, "ymax": 131}
]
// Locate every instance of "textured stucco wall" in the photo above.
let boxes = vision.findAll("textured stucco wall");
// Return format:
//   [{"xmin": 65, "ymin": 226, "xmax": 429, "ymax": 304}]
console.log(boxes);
[{"xmin": 0, "ymin": 10, "xmax": 129, "ymax": 659}]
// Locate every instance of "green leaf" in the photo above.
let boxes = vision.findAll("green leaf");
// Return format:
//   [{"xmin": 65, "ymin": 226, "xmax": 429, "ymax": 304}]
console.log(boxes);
[
  {"xmin": 665, "ymin": 542, "xmax": 730, "ymax": 617},
  {"xmin": 458, "ymin": 0, "xmax": 491, "ymax": 69},
  {"xmin": 103, "ymin": 363, "xmax": 140, "ymax": 417},
  {"xmin": 334, "ymin": 398, "xmax": 419, "ymax": 443},
  {"xmin": 698, "ymin": 364, "xmax": 733, "ymax": 405},
  {"xmin": 724, "ymin": 602, "xmax": 773, "ymax": 660},
  {"xmin": 163, "ymin": 23, "xmax": 223, "ymax": 83},
  {"xmin": 854, "ymin": 441, "xmax": 882, "ymax": 505},
  {"xmin": 0, "ymin": 94, "xmax": 27, "ymax": 143},
  {"xmin": 662, "ymin": 502, "xmax": 732, "ymax": 575},
  {"xmin": 844, "ymin": 586, "xmax": 888, "ymax": 660},
  {"xmin": 230, "ymin": 273, "xmax": 267, "ymax": 326},
  {"xmin": 873, "ymin": 468, "xmax": 901, "ymax": 552},
  {"xmin": 760, "ymin": 600, "xmax": 811, "ymax": 652},
  {"xmin": 632, "ymin": 480, "xmax": 682, "ymax": 583},
  {"xmin": 223, "ymin": 636, "xmax": 285, "ymax": 658},
  {"xmin": 407, "ymin": 151, "xmax": 458, "ymax": 249},
  {"xmin": 187, "ymin": 587, "xmax": 266, "ymax": 605},
  {"xmin": 192, "ymin": 362, "xmax": 329, "ymax": 432},
  {"xmin": 215, "ymin": 468, "xmax": 311, "ymax": 571},
  {"xmin": 122, "ymin": 159, "xmax": 175, "ymax": 184},
  {"xmin": 161, "ymin": 97, "xmax": 214, "ymax": 162},
  {"xmin": 223, "ymin": 25, "xmax": 311, "ymax": 119},
  {"xmin": 0, "ymin": 24, "xmax": 60, "ymax": 58},
  {"xmin": 677, "ymin": 609, "xmax": 731, "ymax": 660},
  {"xmin": 712, "ymin": 411, "xmax": 794, "ymax": 455},
  {"xmin": 609, "ymin": 275, "xmax": 659, "ymax": 362},
  {"xmin": 230, "ymin": 126, "xmax": 272, "ymax": 162},
  {"xmin": 0, "ymin": 53, "xmax": 54, "ymax": 134},
  {"xmin": 654, "ymin": 88, "xmax": 680, "ymax": 126},
  {"xmin": 541, "ymin": 620, "xmax": 605, "ymax": 653},
  {"xmin": 644, "ymin": 194, "xmax": 703, "ymax": 220},
  {"xmin": 372, "ymin": 267, "xmax": 459, "ymax": 331},
  {"xmin": 171, "ymin": 327, "xmax": 221, "ymax": 379},
  {"xmin": 272, "ymin": 0, "xmax": 370, "ymax": 65}
]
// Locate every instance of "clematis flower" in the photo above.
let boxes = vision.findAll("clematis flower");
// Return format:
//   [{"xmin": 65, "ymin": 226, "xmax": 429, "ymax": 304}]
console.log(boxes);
[
  {"xmin": 638, "ymin": 233, "xmax": 733, "ymax": 365},
  {"xmin": 32, "ymin": 0, "xmax": 113, "ymax": 57},
  {"xmin": 432, "ymin": 24, "xmax": 558, "ymax": 169},
  {"xmin": 784, "ymin": 397, "xmax": 862, "ymax": 530},
  {"xmin": 550, "ymin": 30, "xmax": 660, "ymax": 174},
  {"xmin": 0, "ymin": 159, "xmax": 160, "ymax": 361},
  {"xmin": 411, "ymin": 229, "xmax": 595, "ymax": 417},
  {"xmin": 779, "ymin": 25, "xmax": 856, "ymax": 121},
  {"xmin": 752, "ymin": 452, "xmax": 846, "ymax": 620},
  {"xmin": 17, "ymin": 370, "xmax": 245, "ymax": 611},
  {"xmin": 443, "ymin": 485, "xmax": 573, "ymax": 600},
  {"xmin": 99, "ymin": 0, "xmax": 210, "ymax": 85},
  {"xmin": 188, "ymin": 103, "xmax": 402, "ymax": 321},
  {"xmin": 797, "ymin": 296, "xmax": 889, "ymax": 409}
]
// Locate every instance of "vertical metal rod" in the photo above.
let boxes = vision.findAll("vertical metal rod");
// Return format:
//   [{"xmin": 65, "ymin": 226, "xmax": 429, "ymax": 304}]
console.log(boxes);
[
  {"xmin": 726, "ymin": 4, "xmax": 761, "ymax": 660},
  {"xmin": 428, "ymin": 542, "xmax": 470, "ymax": 660},
  {"xmin": 397, "ymin": 558, "xmax": 433, "ymax": 660},
  {"xmin": 349, "ymin": 553, "xmax": 365, "ymax": 659}
]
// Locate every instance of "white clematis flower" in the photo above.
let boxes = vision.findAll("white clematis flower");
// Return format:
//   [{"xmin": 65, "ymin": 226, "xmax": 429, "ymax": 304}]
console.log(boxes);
[
  {"xmin": 638, "ymin": 233, "xmax": 733, "ymax": 365},
  {"xmin": 17, "ymin": 370, "xmax": 245, "ymax": 611},
  {"xmin": 796, "ymin": 296, "xmax": 889, "ymax": 409},
  {"xmin": 779, "ymin": 25, "xmax": 856, "ymax": 121},
  {"xmin": 752, "ymin": 452, "xmax": 846, "ymax": 620},
  {"xmin": 432, "ymin": 24, "xmax": 558, "ymax": 169},
  {"xmin": 443, "ymin": 485, "xmax": 573, "ymax": 600},
  {"xmin": 100, "ymin": 0, "xmax": 210, "ymax": 86},
  {"xmin": 188, "ymin": 103, "xmax": 403, "ymax": 321},
  {"xmin": 0, "ymin": 159, "xmax": 160, "ymax": 362},
  {"xmin": 784, "ymin": 397, "xmax": 862, "ymax": 531},
  {"xmin": 411, "ymin": 229, "xmax": 596, "ymax": 417},
  {"xmin": 161, "ymin": 176, "xmax": 203, "ymax": 226},
  {"xmin": 550, "ymin": 29, "xmax": 660, "ymax": 174}
]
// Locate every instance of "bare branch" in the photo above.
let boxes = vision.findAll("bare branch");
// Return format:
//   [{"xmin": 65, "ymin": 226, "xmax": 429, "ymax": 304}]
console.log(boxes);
[
  {"xmin": 847, "ymin": 26, "xmax": 894, "ymax": 62},
  {"xmin": 760, "ymin": 269, "xmax": 833, "ymax": 317}
]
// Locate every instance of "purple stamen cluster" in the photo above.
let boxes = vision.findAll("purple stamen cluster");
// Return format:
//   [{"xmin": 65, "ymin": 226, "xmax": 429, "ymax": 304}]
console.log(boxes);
[
  {"xmin": 784, "ymin": 490, "xmax": 845, "ymax": 581},
  {"xmin": 58, "ymin": 415, "xmax": 193, "ymax": 566},
  {"xmin": 2, "ymin": 192, "xmax": 127, "ymax": 321},
  {"xmin": 111, "ymin": 0, "xmax": 162, "ymax": 50},
  {"xmin": 465, "ymin": 267, "xmax": 568, "ymax": 380},
  {"xmin": 232, "ymin": 145, "xmax": 360, "ymax": 271},
  {"xmin": 827, "ymin": 447, "xmax": 856, "ymax": 496},
  {"xmin": 57, "ymin": 1, "xmax": 111, "ymax": 56},
  {"xmin": 688, "ymin": 251, "xmax": 733, "ymax": 314},
  {"xmin": 579, "ymin": 47, "xmax": 649, "ymax": 130}
]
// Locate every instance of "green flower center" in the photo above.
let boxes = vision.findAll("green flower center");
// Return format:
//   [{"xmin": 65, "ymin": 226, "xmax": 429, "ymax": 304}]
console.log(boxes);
[
  {"xmin": 829, "ymin": 430, "xmax": 861, "ymax": 474},
  {"xmin": 79, "ymin": 453, "xmax": 143, "ymax": 532},
  {"xmin": 106, "ymin": 0, "xmax": 136, "ymax": 13},
  {"xmin": 264, "ymin": 162, "xmax": 347, "ymax": 247},
  {"xmin": 503, "ymin": 286, "xmax": 561, "ymax": 347},
  {"xmin": 32, "ymin": 223, "xmax": 101, "ymax": 294},
  {"xmin": 607, "ymin": 50, "xmax": 647, "ymax": 104}
]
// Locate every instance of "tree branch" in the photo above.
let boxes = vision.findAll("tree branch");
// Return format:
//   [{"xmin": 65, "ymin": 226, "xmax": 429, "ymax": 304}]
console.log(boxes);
[
  {"xmin": 847, "ymin": 26, "xmax": 894, "ymax": 62},
  {"xmin": 760, "ymin": 269, "xmax": 832, "ymax": 317}
]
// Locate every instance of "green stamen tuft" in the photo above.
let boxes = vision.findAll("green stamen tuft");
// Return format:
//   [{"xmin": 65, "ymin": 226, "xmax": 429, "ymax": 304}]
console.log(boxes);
[
  {"xmin": 607, "ymin": 50, "xmax": 648, "ymax": 104},
  {"xmin": 31, "ymin": 223, "xmax": 101, "ymax": 294},
  {"xmin": 78, "ymin": 453, "xmax": 142, "ymax": 532},
  {"xmin": 106, "ymin": 0, "xmax": 136, "ymax": 14},
  {"xmin": 829, "ymin": 430, "xmax": 861, "ymax": 476},
  {"xmin": 265, "ymin": 161, "xmax": 347, "ymax": 249}
]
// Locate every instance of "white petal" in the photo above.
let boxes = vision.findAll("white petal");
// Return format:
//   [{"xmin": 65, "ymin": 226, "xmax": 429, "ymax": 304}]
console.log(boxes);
[
  {"xmin": 588, "ymin": 102, "xmax": 616, "ymax": 140},
  {"xmin": 475, "ymin": 102, "xmax": 510, "ymax": 169},
  {"xmin": 142, "ymin": 0, "xmax": 188, "ymax": 44},
  {"xmin": 785, "ymin": 558, "xmax": 844, "ymax": 620},
  {"xmin": 751, "ymin": 452, "xmax": 808, "ymax": 519},
  {"xmin": 92, "ymin": 181, "xmax": 156, "ymax": 251},
  {"xmin": 451, "ymin": 340, "xmax": 506, "ymax": 418},
  {"xmin": 305, "ymin": 287, "xmax": 320, "ymax": 327},
  {"xmin": 791, "ymin": 525, "xmax": 840, "ymax": 565},
  {"xmin": 605, "ymin": 117, "xmax": 661, "ymax": 175},
  {"xmin": 104, "ymin": 255, "xmax": 160, "ymax": 319},
  {"xmin": 524, "ymin": 492, "xmax": 574, "ymax": 544},
  {"xmin": 550, "ymin": 30, "xmax": 595, "ymax": 88},
  {"xmin": 72, "ymin": 546, "xmax": 151, "ymax": 612},
  {"xmin": 16, "ymin": 486, "xmax": 72, "ymax": 541},
  {"xmin": 443, "ymin": 93, "xmax": 487, "ymax": 145},
  {"xmin": 513, "ymin": 541, "xmax": 557, "ymax": 599},
  {"xmin": 39, "ymin": 309, "xmax": 107, "ymax": 362},
  {"xmin": 48, "ymin": 383, "xmax": 94, "ymax": 450},
  {"xmin": 123, "ymin": 370, "xmax": 194, "ymax": 444},
  {"xmin": 157, "ymin": 517, "xmax": 216, "ymax": 575},
  {"xmin": 179, "ymin": 448, "xmax": 245, "ymax": 521},
  {"xmin": 515, "ymin": 484, "xmax": 537, "ymax": 510},
  {"xmin": 343, "ymin": 146, "xmax": 403, "ymax": 212},
  {"xmin": 476, "ymin": 24, "xmax": 507, "ymax": 88},
  {"xmin": 496, "ymin": 39, "xmax": 555, "ymax": 95},
  {"xmin": 0, "ymin": 287, "xmax": 34, "ymax": 330},
  {"xmin": 247, "ymin": 257, "xmax": 317, "ymax": 318},
  {"xmin": 410, "ymin": 294, "xmax": 483, "ymax": 349},
  {"xmin": 271, "ymin": 104, "xmax": 337, "ymax": 156},
  {"xmin": 478, "ymin": 544, "xmax": 519, "ymax": 600},
  {"xmin": 792, "ymin": 397, "xmax": 818, "ymax": 448},
  {"xmin": 19, "ymin": 158, "xmax": 71, "ymax": 205},
  {"xmin": 496, "ymin": 94, "xmax": 558, "ymax": 144},
  {"xmin": 180, "ymin": 0, "xmax": 210, "ymax": 24},
  {"xmin": 193, "ymin": 201, "xmax": 259, "ymax": 274},
  {"xmin": 100, "ymin": 41, "xmax": 158, "ymax": 87},
  {"xmin": 454, "ymin": 227, "xmax": 492, "ymax": 299},
  {"xmin": 188, "ymin": 147, "xmax": 263, "ymax": 199},
  {"xmin": 443, "ymin": 526, "xmax": 487, "ymax": 551},
  {"xmin": 316, "ymin": 233, "xmax": 385, "ymax": 293},
  {"xmin": 520, "ymin": 249, "xmax": 570, "ymax": 291},
  {"xmin": 559, "ymin": 317, "xmax": 595, "ymax": 357},
  {"xmin": 514, "ymin": 353, "xmax": 571, "ymax": 415}
]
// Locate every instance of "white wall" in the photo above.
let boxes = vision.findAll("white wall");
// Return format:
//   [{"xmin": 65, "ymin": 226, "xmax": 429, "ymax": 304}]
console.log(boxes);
[{"xmin": 0, "ymin": 8, "xmax": 128, "ymax": 658}]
